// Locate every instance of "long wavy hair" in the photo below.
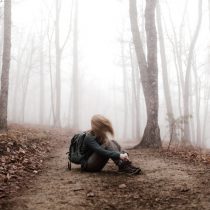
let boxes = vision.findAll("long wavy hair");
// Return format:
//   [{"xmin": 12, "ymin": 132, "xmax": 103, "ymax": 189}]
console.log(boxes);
[{"xmin": 90, "ymin": 114, "xmax": 114, "ymax": 144}]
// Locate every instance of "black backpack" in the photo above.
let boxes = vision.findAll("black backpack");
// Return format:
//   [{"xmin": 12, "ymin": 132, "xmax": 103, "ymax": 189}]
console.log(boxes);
[{"xmin": 67, "ymin": 132, "xmax": 86, "ymax": 170}]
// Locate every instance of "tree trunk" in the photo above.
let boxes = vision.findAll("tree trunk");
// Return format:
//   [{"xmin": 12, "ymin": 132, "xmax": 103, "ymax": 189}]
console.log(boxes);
[
  {"xmin": 12, "ymin": 59, "xmax": 20, "ymax": 122},
  {"xmin": 12, "ymin": 43, "xmax": 24, "ymax": 122},
  {"xmin": 67, "ymin": 83, "xmax": 73, "ymax": 127},
  {"xmin": 167, "ymin": 2, "xmax": 188, "ymax": 108},
  {"xmin": 129, "ymin": 0, "xmax": 161, "ymax": 148},
  {"xmin": 173, "ymin": 49, "xmax": 183, "ymax": 118},
  {"xmin": 130, "ymin": 43, "xmax": 141, "ymax": 141},
  {"xmin": 130, "ymin": 44, "xmax": 136, "ymax": 140},
  {"xmin": 182, "ymin": 0, "xmax": 202, "ymax": 145},
  {"xmin": 166, "ymin": 10, "xmax": 183, "ymax": 117},
  {"xmin": 72, "ymin": 0, "xmax": 79, "ymax": 129},
  {"xmin": 0, "ymin": 0, "xmax": 11, "ymax": 130},
  {"xmin": 189, "ymin": 75, "xmax": 195, "ymax": 145},
  {"xmin": 202, "ymin": 86, "xmax": 210, "ymax": 147},
  {"xmin": 47, "ymin": 17, "xmax": 56, "ymax": 126},
  {"xmin": 54, "ymin": 0, "xmax": 61, "ymax": 127},
  {"xmin": 156, "ymin": 1, "xmax": 178, "ymax": 142},
  {"xmin": 135, "ymin": 64, "xmax": 141, "ymax": 140},
  {"xmin": 166, "ymin": 7, "xmax": 186, "ymax": 139},
  {"xmin": 39, "ymin": 24, "xmax": 44, "ymax": 125},
  {"xmin": 178, "ymin": 0, "xmax": 189, "ymax": 94},
  {"xmin": 192, "ymin": 56, "xmax": 201, "ymax": 146},
  {"xmin": 121, "ymin": 39, "xmax": 128, "ymax": 138},
  {"xmin": 21, "ymin": 40, "xmax": 34, "ymax": 123}
]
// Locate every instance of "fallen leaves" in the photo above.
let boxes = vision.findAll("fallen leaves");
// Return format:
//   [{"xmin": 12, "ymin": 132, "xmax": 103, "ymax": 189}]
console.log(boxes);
[
  {"xmin": 161, "ymin": 147, "xmax": 210, "ymax": 165},
  {"xmin": 0, "ymin": 124, "xmax": 71, "ymax": 203}
]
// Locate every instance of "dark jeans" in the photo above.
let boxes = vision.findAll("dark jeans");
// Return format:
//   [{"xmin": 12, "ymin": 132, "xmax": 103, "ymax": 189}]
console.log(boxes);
[{"xmin": 83, "ymin": 140, "xmax": 121, "ymax": 172}]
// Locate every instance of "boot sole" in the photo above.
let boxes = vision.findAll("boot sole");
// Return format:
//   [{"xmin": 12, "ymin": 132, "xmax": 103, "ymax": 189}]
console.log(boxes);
[{"xmin": 118, "ymin": 168, "xmax": 142, "ymax": 175}]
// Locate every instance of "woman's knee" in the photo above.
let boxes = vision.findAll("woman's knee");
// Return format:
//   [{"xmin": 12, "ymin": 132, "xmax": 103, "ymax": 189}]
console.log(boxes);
[{"xmin": 109, "ymin": 140, "xmax": 121, "ymax": 151}]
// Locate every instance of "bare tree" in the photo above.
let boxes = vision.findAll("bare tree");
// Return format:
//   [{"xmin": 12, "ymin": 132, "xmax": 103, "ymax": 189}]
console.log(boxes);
[
  {"xmin": 21, "ymin": 38, "xmax": 35, "ymax": 123},
  {"xmin": 119, "ymin": 38, "xmax": 128, "ymax": 138},
  {"xmin": 39, "ymin": 17, "xmax": 44, "ymax": 125},
  {"xmin": 129, "ymin": 43, "xmax": 141, "ymax": 141},
  {"xmin": 166, "ymin": 0, "xmax": 188, "ymax": 111},
  {"xmin": 54, "ymin": 0, "xmax": 73, "ymax": 127},
  {"xmin": 166, "ymin": 0, "xmax": 203, "ymax": 145},
  {"xmin": 202, "ymin": 85, "xmax": 210, "ymax": 147},
  {"xmin": 129, "ymin": 0, "xmax": 161, "ymax": 148},
  {"xmin": 0, "ymin": 0, "xmax": 11, "ymax": 130},
  {"xmin": 54, "ymin": 0, "xmax": 61, "ymax": 127},
  {"xmin": 156, "ymin": 1, "xmax": 178, "ymax": 142},
  {"xmin": 12, "ymin": 34, "xmax": 28, "ymax": 122},
  {"xmin": 192, "ymin": 56, "xmax": 201, "ymax": 146},
  {"xmin": 72, "ymin": 0, "xmax": 79, "ymax": 129},
  {"xmin": 182, "ymin": 0, "xmax": 202, "ymax": 145},
  {"xmin": 47, "ymin": 31, "xmax": 56, "ymax": 126}
]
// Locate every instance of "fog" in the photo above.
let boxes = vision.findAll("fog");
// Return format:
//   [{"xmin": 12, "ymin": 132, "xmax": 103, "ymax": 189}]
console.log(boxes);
[{"xmin": 1, "ymin": 0, "xmax": 210, "ymax": 147}]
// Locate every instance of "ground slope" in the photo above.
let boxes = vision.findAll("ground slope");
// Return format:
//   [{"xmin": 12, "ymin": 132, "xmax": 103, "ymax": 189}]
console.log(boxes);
[{"xmin": 1, "ymin": 134, "xmax": 210, "ymax": 210}]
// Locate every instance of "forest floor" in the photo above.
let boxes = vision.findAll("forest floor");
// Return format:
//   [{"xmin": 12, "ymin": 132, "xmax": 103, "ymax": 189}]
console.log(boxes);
[{"xmin": 1, "ymin": 126, "xmax": 210, "ymax": 210}]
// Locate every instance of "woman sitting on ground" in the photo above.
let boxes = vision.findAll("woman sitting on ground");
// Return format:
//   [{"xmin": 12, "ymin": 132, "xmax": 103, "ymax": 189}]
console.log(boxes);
[{"xmin": 80, "ymin": 114, "xmax": 141, "ymax": 175}]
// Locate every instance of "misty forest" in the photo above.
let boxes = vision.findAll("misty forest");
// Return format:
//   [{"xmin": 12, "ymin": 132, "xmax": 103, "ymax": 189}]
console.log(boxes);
[{"xmin": 1, "ymin": 0, "xmax": 210, "ymax": 209}]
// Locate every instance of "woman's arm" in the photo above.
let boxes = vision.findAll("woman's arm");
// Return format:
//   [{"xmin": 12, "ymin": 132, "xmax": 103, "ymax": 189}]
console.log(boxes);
[{"xmin": 85, "ymin": 135, "xmax": 121, "ymax": 159}]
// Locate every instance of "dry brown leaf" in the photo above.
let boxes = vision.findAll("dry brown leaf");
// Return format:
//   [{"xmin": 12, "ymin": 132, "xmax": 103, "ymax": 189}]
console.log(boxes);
[
  {"xmin": 87, "ymin": 191, "xmax": 95, "ymax": 197},
  {"xmin": 119, "ymin": 184, "xmax": 127, "ymax": 189}
]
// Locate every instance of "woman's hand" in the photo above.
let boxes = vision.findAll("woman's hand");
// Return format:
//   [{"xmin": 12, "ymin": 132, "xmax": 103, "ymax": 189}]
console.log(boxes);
[{"xmin": 120, "ymin": 153, "xmax": 129, "ymax": 160}]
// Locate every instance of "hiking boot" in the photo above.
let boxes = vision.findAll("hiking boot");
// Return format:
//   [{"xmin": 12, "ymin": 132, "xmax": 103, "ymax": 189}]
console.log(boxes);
[
  {"xmin": 118, "ymin": 160, "xmax": 141, "ymax": 175},
  {"xmin": 130, "ymin": 165, "xmax": 142, "ymax": 175},
  {"xmin": 126, "ymin": 161, "xmax": 142, "ymax": 172}
]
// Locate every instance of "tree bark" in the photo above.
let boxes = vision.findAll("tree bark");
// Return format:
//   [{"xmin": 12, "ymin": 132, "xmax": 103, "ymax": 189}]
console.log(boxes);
[
  {"xmin": 0, "ymin": 0, "xmax": 11, "ymax": 130},
  {"xmin": 129, "ymin": 0, "xmax": 161, "ymax": 148}
]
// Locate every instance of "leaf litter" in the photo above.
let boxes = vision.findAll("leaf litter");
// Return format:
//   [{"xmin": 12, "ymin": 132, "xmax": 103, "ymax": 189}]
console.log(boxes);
[{"xmin": 1, "ymin": 126, "xmax": 210, "ymax": 209}]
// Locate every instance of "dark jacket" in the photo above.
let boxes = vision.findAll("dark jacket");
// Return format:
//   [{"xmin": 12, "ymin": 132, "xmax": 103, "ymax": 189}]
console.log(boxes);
[{"xmin": 80, "ymin": 132, "xmax": 120, "ymax": 164}]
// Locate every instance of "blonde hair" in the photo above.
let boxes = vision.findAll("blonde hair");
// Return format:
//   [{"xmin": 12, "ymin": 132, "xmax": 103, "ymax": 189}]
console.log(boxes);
[{"xmin": 90, "ymin": 114, "xmax": 114, "ymax": 144}]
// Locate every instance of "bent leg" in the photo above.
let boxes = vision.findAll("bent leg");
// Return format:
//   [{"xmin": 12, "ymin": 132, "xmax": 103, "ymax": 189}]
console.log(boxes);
[
  {"xmin": 82, "ymin": 140, "xmax": 122, "ymax": 172},
  {"xmin": 84, "ymin": 153, "xmax": 109, "ymax": 172}
]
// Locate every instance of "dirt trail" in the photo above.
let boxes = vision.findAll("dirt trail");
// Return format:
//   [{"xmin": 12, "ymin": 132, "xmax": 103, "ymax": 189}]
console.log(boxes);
[{"xmin": 2, "ymin": 138, "xmax": 210, "ymax": 210}]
